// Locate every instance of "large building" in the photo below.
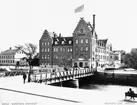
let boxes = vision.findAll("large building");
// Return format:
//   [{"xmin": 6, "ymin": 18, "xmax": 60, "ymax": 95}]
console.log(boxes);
[
  {"xmin": 96, "ymin": 39, "xmax": 112, "ymax": 68},
  {"xmin": 39, "ymin": 15, "xmax": 112, "ymax": 68},
  {"xmin": 0, "ymin": 47, "xmax": 27, "ymax": 66}
]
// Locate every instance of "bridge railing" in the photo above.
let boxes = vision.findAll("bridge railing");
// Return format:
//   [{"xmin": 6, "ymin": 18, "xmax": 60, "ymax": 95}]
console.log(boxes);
[
  {"xmin": 0, "ymin": 70, "xmax": 28, "ymax": 78},
  {"xmin": 30, "ymin": 68, "xmax": 93, "ymax": 84}
]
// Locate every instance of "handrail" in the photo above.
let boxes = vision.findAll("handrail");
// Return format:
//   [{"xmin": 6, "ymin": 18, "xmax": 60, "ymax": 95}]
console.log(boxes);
[
  {"xmin": 0, "ymin": 70, "xmax": 28, "ymax": 78},
  {"xmin": 30, "ymin": 68, "xmax": 93, "ymax": 84}
]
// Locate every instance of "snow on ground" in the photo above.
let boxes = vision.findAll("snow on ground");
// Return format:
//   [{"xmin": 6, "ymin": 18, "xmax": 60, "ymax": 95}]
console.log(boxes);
[{"xmin": 0, "ymin": 76, "xmax": 137, "ymax": 105}]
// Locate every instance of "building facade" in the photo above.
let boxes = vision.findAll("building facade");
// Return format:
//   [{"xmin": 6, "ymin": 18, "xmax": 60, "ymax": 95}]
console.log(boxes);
[
  {"xmin": 39, "ymin": 15, "xmax": 113, "ymax": 68},
  {"xmin": 0, "ymin": 48, "xmax": 27, "ymax": 66},
  {"xmin": 111, "ymin": 50, "xmax": 125, "ymax": 67},
  {"xmin": 96, "ymin": 39, "xmax": 112, "ymax": 68}
]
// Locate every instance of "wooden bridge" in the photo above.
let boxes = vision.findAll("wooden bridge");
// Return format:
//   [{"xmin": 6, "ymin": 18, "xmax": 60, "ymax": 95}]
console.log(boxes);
[{"xmin": 30, "ymin": 68, "xmax": 94, "ymax": 85}]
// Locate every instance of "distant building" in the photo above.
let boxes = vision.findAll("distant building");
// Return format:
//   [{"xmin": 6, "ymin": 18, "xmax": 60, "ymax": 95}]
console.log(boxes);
[
  {"xmin": 96, "ymin": 39, "xmax": 112, "ymax": 68},
  {"xmin": 111, "ymin": 50, "xmax": 125, "ymax": 67},
  {"xmin": 39, "ymin": 15, "xmax": 113, "ymax": 68},
  {"xmin": 0, "ymin": 47, "xmax": 27, "ymax": 66}
]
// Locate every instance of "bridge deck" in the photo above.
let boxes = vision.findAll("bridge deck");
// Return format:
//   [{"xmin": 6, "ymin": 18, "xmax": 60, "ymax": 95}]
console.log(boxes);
[{"xmin": 31, "ymin": 68, "xmax": 94, "ymax": 84}]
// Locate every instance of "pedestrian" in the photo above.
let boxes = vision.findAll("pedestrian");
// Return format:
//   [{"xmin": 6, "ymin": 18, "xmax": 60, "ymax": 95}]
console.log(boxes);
[{"xmin": 23, "ymin": 72, "xmax": 27, "ymax": 84}]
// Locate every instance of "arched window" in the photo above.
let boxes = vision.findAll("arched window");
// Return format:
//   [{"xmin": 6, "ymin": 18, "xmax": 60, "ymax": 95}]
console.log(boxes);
[
  {"xmin": 81, "ymin": 47, "xmax": 83, "ymax": 51},
  {"xmin": 85, "ymin": 39, "xmax": 88, "ymax": 43},
  {"xmin": 85, "ymin": 47, "xmax": 88, "ymax": 51},
  {"xmin": 75, "ymin": 39, "xmax": 78, "ymax": 44},
  {"xmin": 81, "ymin": 39, "xmax": 83, "ymax": 44}
]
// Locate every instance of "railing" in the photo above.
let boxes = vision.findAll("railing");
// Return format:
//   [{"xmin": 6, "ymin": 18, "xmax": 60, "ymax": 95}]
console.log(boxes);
[
  {"xmin": 30, "ymin": 68, "xmax": 93, "ymax": 84},
  {"xmin": 0, "ymin": 70, "xmax": 28, "ymax": 77}
]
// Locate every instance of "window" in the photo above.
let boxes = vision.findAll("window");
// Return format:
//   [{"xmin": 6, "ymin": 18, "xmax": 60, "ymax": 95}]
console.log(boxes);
[
  {"xmin": 42, "ymin": 48, "xmax": 44, "ymax": 52},
  {"xmin": 55, "ymin": 41, "xmax": 58, "ymax": 45},
  {"xmin": 45, "ymin": 48, "xmax": 47, "ymax": 52},
  {"xmin": 85, "ymin": 47, "xmax": 88, "ymax": 51},
  {"xmin": 62, "ymin": 41, "xmax": 64, "ymax": 44},
  {"xmin": 60, "ymin": 48, "xmax": 62, "ymax": 52},
  {"xmin": 45, "ymin": 55, "xmax": 47, "ymax": 59},
  {"xmin": 47, "ymin": 48, "xmax": 50, "ymax": 52},
  {"xmin": 48, "ymin": 55, "xmax": 50, "ymax": 59},
  {"xmin": 42, "ymin": 56, "xmax": 44, "ymax": 59},
  {"xmin": 54, "ymin": 48, "xmax": 58, "ymax": 52},
  {"xmin": 68, "ymin": 49, "xmax": 69, "ymax": 52},
  {"xmin": 86, "ymin": 39, "xmax": 88, "ymax": 43},
  {"xmin": 42, "ymin": 42, "xmax": 44, "ymax": 46},
  {"xmin": 81, "ymin": 39, "xmax": 83, "ymax": 44},
  {"xmin": 48, "ymin": 42, "xmax": 50, "ymax": 45},
  {"xmin": 81, "ymin": 47, "xmax": 83, "ymax": 51},
  {"xmin": 56, "ymin": 48, "xmax": 58, "ymax": 52},
  {"xmin": 70, "ymin": 48, "xmax": 72, "ymax": 52},
  {"xmin": 76, "ymin": 39, "xmax": 78, "ymax": 44},
  {"xmin": 63, "ymin": 48, "xmax": 65, "ymax": 52},
  {"xmin": 54, "ymin": 48, "xmax": 56, "ymax": 52}
]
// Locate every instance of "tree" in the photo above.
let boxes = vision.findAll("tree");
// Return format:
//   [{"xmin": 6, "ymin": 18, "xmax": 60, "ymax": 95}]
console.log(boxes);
[
  {"xmin": 15, "ymin": 43, "xmax": 37, "ymax": 82},
  {"xmin": 123, "ymin": 53, "xmax": 137, "ymax": 69}
]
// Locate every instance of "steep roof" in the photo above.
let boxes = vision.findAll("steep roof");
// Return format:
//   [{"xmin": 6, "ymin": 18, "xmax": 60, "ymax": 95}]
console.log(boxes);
[
  {"xmin": 77, "ymin": 18, "xmax": 93, "ymax": 32},
  {"xmin": 0, "ymin": 49, "xmax": 19, "ymax": 55},
  {"xmin": 52, "ymin": 36, "xmax": 73, "ymax": 46},
  {"xmin": 97, "ymin": 39, "xmax": 108, "ymax": 45},
  {"xmin": 40, "ymin": 29, "xmax": 54, "ymax": 40}
]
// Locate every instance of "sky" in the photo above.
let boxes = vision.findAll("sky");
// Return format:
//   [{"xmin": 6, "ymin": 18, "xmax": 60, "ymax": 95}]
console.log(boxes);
[{"xmin": 0, "ymin": 0, "xmax": 137, "ymax": 53}]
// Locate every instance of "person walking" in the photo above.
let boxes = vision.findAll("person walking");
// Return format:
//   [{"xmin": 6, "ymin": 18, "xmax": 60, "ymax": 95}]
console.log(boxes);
[{"xmin": 23, "ymin": 72, "xmax": 27, "ymax": 84}]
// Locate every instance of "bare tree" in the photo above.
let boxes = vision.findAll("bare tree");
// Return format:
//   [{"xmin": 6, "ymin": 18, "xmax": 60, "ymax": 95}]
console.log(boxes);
[{"xmin": 15, "ymin": 43, "xmax": 37, "ymax": 82}]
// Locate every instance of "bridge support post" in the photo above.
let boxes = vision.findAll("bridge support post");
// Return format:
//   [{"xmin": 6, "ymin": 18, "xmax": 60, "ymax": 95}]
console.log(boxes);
[{"xmin": 60, "ymin": 81, "xmax": 63, "ymax": 87}]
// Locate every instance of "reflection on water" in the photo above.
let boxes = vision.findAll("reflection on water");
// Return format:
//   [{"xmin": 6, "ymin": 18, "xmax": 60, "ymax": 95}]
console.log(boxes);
[{"xmin": 80, "ymin": 84, "xmax": 108, "ymax": 91}]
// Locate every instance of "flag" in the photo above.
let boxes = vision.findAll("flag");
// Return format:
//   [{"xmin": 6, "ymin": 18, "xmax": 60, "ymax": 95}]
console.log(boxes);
[{"xmin": 74, "ymin": 4, "xmax": 84, "ymax": 13}]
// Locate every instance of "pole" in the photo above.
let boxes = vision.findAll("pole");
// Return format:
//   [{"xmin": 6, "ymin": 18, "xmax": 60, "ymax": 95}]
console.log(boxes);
[
  {"xmin": 28, "ymin": 57, "xmax": 31, "ymax": 82},
  {"xmin": 51, "ymin": 45, "xmax": 53, "ymax": 68}
]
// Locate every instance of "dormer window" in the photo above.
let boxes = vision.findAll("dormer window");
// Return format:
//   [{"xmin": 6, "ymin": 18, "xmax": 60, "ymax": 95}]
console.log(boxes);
[
  {"xmin": 42, "ymin": 42, "xmax": 44, "ymax": 46},
  {"xmin": 55, "ymin": 41, "xmax": 58, "ymax": 45},
  {"xmin": 69, "ymin": 41, "xmax": 71, "ymax": 44},
  {"xmin": 62, "ymin": 41, "xmax": 64, "ymax": 44}
]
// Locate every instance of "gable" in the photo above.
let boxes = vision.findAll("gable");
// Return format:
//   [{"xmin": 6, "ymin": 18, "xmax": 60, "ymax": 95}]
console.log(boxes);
[
  {"xmin": 40, "ymin": 29, "xmax": 53, "ymax": 41},
  {"xmin": 73, "ymin": 18, "xmax": 93, "ymax": 36}
]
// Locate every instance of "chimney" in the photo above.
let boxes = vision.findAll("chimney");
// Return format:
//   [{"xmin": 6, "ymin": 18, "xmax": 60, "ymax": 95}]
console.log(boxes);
[
  {"xmin": 93, "ymin": 14, "xmax": 96, "ymax": 30},
  {"xmin": 9, "ymin": 47, "xmax": 12, "ymax": 50}
]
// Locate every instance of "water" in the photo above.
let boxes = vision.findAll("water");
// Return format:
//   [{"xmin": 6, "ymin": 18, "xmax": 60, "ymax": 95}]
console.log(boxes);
[{"xmin": 79, "ymin": 82, "xmax": 137, "ymax": 104}]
